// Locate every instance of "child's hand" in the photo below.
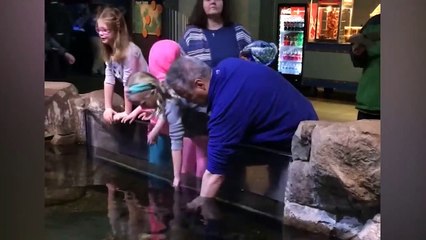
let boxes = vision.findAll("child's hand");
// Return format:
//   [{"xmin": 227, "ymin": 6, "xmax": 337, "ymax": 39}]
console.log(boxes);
[
  {"xmin": 121, "ymin": 111, "xmax": 139, "ymax": 124},
  {"xmin": 147, "ymin": 131, "xmax": 158, "ymax": 145},
  {"xmin": 139, "ymin": 109, "xmax": 154, "ymax": 120},
  {"xmin": 103, "ymin": 108, "xmax": 117, "ymax": 124},
  {"xmin": 113, "ymin": 111, "xmax": 128, "ymax": 122}
]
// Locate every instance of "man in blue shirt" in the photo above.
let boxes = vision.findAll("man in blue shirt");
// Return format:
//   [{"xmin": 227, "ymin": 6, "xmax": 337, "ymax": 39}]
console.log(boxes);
[{"xmin": 166, "ymin": 56, "xmax": 318, "ymax": 208}]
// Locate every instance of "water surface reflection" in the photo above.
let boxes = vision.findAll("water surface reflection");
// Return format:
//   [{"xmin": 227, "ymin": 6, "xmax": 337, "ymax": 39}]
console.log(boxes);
[{"xmin": 45, "ymin": 144, "xmax": 328, "ymax": 240}]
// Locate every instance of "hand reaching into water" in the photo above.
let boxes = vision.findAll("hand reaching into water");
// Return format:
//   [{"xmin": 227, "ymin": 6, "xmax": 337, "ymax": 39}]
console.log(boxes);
[
  {"xmin": 172, "ymin": 177, "xmax": 180, "ymax": 188},
  {"xmin": 147, "ymin": 131, "xmax": 158, "ymax": 145},
  {"xmin": 186, "ymin": 196, "xmax": 221, "ymax": 222},
  {"xmin": 200, "ymin": 198, "xmax": 221, "ymax": 221},
  {"xmin": 186, "ymin": 196, "xmax": 207, "ymax": 211}
]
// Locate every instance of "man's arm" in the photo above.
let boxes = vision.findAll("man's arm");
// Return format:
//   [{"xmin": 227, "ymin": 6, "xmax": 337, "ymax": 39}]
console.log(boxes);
[
  {"xmin": 199, "ymin": 97, "xmax": 251, "ymax": 198},
  {"xmin": 186, "ymin": 97, "xmax": 251, "ymax": 210},
  {"xmin": 199, "ymin": 170, "xmax": 225, "ymax": 198}
]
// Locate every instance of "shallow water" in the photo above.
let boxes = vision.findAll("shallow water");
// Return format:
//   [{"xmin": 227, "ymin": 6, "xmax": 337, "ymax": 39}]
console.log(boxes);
[{"xmin": 45, "ymin": 144, "xmax": 329, "ymax": 240}]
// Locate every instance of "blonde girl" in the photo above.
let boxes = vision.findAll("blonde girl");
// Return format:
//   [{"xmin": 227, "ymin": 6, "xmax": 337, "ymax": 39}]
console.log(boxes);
[
  {"xmin": 96, "ymin": 7, "xmax": 148, "ymax": 124},
  {"xmin": 126, "ymin": 71, "xmax": 209, "ymax": 187},
  {"xmin": 126, "ymin": 72, "xmax": 182, "ymax": 186}
]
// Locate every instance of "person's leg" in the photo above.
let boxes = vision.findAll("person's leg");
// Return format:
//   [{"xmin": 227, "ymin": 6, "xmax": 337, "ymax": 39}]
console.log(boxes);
[
  {"xmin": 193, "ymin": 135, "xmax": 208, "ymax": 178},
  {"xmin": 181, "ymin": 137, "xmax": 196, "ymax": 175}
]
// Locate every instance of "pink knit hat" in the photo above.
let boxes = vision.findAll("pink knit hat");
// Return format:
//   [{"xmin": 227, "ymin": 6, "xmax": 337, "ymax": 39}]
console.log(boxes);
[{"xmin": 148, "ymin": 40, "xmax": 182, "ymax": 82}]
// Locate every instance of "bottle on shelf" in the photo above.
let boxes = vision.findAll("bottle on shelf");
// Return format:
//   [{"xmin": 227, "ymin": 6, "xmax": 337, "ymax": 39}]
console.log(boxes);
[
  {"xmin": 297, "ymin": 33, "xmax": 304, "ymax": 47},
  {"xmin": 295, "ymin": 22, "xmax": 300, "ymax": 31},
  {"xmin": 286, "ymin": 21, "xmax": 292, "ymax": 31},
  {"xmin": 284, "ymin": 21, "xmax": 289, "ymax": 31},
  {"xmin": 296, "ymin": 49, "xmax": 303, "ymax": 61},
  {"xmin": 295, "ymin": 62, "xmax": 302, "ymax": 74},
  {"xmin": 300, "ymin": 21, "xmax": 305, "ymax": 31},
  {"xmin": 283, "ymin": 35, "xmax": 290, "ymax": 46},
  {"xmin": 282, "ymin": 52, "xmax": 289, "ymax": 61},
  {"xmin": 290, "ymin": 34, "xmax": 297, "ymax": 46}
]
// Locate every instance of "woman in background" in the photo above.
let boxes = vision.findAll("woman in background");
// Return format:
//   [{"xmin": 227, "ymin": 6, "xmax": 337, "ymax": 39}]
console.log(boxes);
[
  {"xmin": 179, "ymin": 0, "xmax": 253, "ymax": 182},
  {"xmin": 180, "ymin": 0, "xmax": 253, "ymax": 68}
]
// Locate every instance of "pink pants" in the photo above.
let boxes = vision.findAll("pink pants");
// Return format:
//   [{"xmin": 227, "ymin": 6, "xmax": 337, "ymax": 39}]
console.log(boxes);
[{"xmin": 181, "ymin": 136, "xmax": 208, "ymax": 178}]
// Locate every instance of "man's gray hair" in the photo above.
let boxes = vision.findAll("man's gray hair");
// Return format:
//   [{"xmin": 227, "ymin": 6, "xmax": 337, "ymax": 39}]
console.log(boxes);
[{"xmin": 166, "ymin": 56, "xmax": 211, "ymax": 92}]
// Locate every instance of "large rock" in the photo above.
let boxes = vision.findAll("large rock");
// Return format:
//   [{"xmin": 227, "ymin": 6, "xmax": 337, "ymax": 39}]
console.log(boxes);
[
  {"xmin": 70, "ymin": 89, "xmax": 124, "ymax": 143},
  {"xmin": 284, "ymin": 120, "xmax": 380, "ymax": 238},
  {"xmin": 332, "ymin": 216, "xmax": 364, "ymax": 240},
  {"xmin": 45, "ymin": 81, "xmax": 124, "ymax": 144},
  {"xmin": 283, "ymin": 201, "xmax": 336, "ymax": 235},
  {"xmin": 45, "ymin": 82, "xmax": 79, "ymax": 139},
  {"xmin": 45, "ymin": 143, "xmax": 89, "ymax": 188},
  {"xmin": 286, "ymin": 120, "xmax": 381, "ymax": 216},
  {"xmin": 353, "ymin": 214, "xmax": 380, "ymax": 240},
  {"xmin": 291, "ymin": 120, "xmax": 333, "ymax": 162}
]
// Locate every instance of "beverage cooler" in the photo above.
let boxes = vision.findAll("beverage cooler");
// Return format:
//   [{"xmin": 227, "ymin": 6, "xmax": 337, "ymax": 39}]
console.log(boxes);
[{"xmin": 276, "ymin": 4, "xmax": 308, "ymax": 85}]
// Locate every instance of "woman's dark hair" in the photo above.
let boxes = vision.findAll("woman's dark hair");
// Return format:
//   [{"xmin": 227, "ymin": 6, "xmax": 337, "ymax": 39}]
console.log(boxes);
[{"xmin": 188, "ymin": 0, "xmax": 233, "ymax": 28}]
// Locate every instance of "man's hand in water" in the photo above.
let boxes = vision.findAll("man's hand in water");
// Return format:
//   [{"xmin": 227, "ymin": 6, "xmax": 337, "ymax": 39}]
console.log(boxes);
[
  {"xmin": 186, "ymin": 196, "xmax": 208, "ymax": 211},
  {"xmin": 200, "ymin": 198, "xmax": 221, "ymax": 220},
  {"xmin": 187, "ymin": 196, "xmax": 221, "ymax": 221}
]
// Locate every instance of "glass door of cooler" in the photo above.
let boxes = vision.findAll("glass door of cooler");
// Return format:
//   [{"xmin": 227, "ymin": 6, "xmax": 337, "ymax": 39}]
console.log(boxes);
[{"xmin": 277, "ymin": 5, "xmax": 307, "ymax": 77}]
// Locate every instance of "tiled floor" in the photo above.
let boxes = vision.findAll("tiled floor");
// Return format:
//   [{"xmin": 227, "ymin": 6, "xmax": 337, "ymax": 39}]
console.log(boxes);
[{"xmin": 309, "ymin": 97, "xmax": 357, "ymax": 122}]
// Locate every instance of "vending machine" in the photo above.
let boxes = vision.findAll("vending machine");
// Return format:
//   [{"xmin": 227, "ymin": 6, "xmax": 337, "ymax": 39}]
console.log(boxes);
[{"xmin": 276, "ymin": 4, "xmax": 308, "ymax": 84}]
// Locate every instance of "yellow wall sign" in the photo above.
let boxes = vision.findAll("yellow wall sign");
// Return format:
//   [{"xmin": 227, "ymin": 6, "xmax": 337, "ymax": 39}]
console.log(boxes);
[{"xmin": 133, "ymin": 1, "xmax": 163, "ymax": 37}]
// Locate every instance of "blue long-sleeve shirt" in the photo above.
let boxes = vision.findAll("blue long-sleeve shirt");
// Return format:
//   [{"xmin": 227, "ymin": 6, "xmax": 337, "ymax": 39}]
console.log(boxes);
[{"xmin": 207, "ymin": 58, "xmax": 318, "ymax": 174}]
